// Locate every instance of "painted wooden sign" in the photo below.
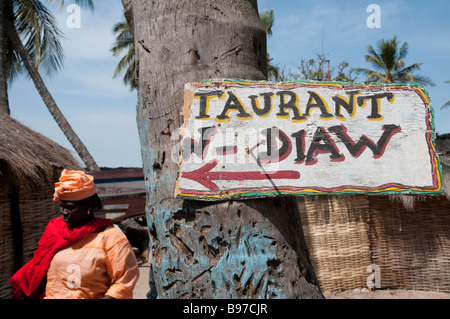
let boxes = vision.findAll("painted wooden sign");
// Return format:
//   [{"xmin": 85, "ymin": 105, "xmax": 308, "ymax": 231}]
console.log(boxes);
[{"xmin": 174, "ymin": 80, "xmax": 442, "ymax": 200}]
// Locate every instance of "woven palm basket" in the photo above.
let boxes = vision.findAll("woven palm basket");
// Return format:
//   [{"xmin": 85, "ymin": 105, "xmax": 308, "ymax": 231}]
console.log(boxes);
[
  {"xmin": 0, "ymin": 184, "xmax": 61, "ymax": 299},
  {"xmin": 298, "ymin": 195, "xmax": 371, "ymax": 292},
  {"xmin": 19, "ymin": 187, "xmax": 61, "ymax": 264},
  {"xmin": 368, "ymin": 195, "xmax": 450, "ymax": 292},
  {"xmin": 299, "ymin": 194, "xmax": 450, "ymax": 293},
  {"xmin": 0, "ymin": 183, "xmax": 14, "ymax": 299}
]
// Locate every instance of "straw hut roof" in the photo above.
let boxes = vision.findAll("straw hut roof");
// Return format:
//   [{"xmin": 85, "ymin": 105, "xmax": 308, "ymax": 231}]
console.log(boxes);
[{"xmin": 0, "ymin": 114, "xmax": 81, "ymax": 192}]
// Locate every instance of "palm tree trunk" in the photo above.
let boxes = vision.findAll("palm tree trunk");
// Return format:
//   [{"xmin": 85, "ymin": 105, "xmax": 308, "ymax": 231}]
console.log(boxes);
[
  {"xmin": 128, "ymin": 0, "xmax": 323, "ymax": 298},
  {"xmin": 0, "ymin": 1, "xmax": 10, "ymax": 115},
  {"xmin": 4, "ymin": 19, "xmax": 100, "ymax": 172},
  {"xmin": 121, "ymin": 0, "xmax": 134, "ymax": 38}
]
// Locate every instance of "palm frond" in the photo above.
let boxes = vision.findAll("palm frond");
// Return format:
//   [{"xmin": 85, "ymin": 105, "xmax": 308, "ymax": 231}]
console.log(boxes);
[
  {"xmin": 392, "ymin": 59, "xmax": 405, "ymax": 73},
  {"xmin": 377, "ymin": 36, "xmax": 398, "ymax": 70},
  {"xmin": 268, "ymin": 64, "xmax": 279, "ymax": 81},
  {"xmin": 441, "ymin": 101, "xmax": 450, "ymax": 110},
  {"xmin": 259, "ymin": 9, "xmax": 274, "ymax": 36},
  {"xmin": 395, "ymin": 72, "xmax": 415, "ymax": 84},
  {"xmin": 4, "ymin": 0, "xmax": 95, "ymax": 82},
  {"xmin": 113, "ymin": 46, "xmax": 134, "ymax": 78},
  {"xmin": 398, "ymin": 41, "xmax": 408, "ymax": 61},
  {"xmin": 365, "ymin": 45, "xmax": 385, "ymax": 71},
  {"xmin": 353, "ymin": 67, "xmax": 383, "ymax": 83},
  {"xmin": 441, "ymin": 81, "xmax": 450, "ymax": 109},
  {"xmin": 123, "ymin": 59, "xmax": 137, "ymax": 89},
  {"xmin": 14, "ymin": 0, "xmax": 65, "ymax": 77},
  {"xmin": 397, "ymin": 62, "xmax": 422, "ymax": 75},
  {"xmin": 111, "ymin": 19, "xmax": 137, "ymax": 90},
  {"xmin": 410, "ymin": 74, "xmax": 435, "ymax": 87},
  {"xmin": 5, "ymin": 52, "xmax": 24, "ymax": 83},
  {"xmin": 357, "ymin": 36, "xmax": 434, "ymax": 86},
  {"xmin": 111, "ymin": 21, "xmax": 133, "ymax": 56}
]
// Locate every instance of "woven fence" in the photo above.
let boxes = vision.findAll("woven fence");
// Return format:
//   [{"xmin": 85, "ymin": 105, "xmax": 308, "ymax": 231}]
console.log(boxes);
[
  {"xmin": 369, "ymin": 196, "xmax": 450, "ymax": 292},
  {"xmin": 19, "ymin": 187, "xmax": 60, "ymax": 264},
  {"xmin": 0, "ymin": 184, "xmax": 60, "ymax": 299},
  {"xmin": 299, "ymin": 195, "xmax": 450, "ymax": 293},
  {"xmin": 0, "ymin": 183, "xmax": 14, "ymax": 299},
  {"xmin": 298, "ymin": 196, "xmax": 371, "ymax": 291}
]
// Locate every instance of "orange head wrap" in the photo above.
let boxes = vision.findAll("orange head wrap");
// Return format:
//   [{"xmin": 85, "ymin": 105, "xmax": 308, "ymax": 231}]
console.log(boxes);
[{"xmin": 53, "ymin": 169, "xmax": 97, "ymax": 202}]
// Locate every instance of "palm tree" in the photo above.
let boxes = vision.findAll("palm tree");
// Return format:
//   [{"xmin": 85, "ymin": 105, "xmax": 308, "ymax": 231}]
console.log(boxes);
[
  {"xmin": 356, "ymin": 36, "xmax": 435, "ymax": 87},
  {"xmin": 126, "ymin": 0, "xmax": 323, "ymax": 299},
  {"xmin": 442, "ymin": 80, "xmax": 450, "ymax": 109},
  {"xmin": 0, "ymin": 0, "xmax": 99, "ymax": 171},
  {"xmin": 0, "ymin": 2, "xmax": 9, "ymax": 114},
  {"xmin": 259, "ymin": 8, "xmax": 279, "ymax": 81},
  {"xmin": 111, "ymin": 20, "xmax": 136, "ymax": 90}
]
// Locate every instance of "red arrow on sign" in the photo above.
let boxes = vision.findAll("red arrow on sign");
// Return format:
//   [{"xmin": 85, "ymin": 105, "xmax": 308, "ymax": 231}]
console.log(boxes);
[{"xmin": 181, "ymin": 159, "xmax": 301, "ymax": 191}]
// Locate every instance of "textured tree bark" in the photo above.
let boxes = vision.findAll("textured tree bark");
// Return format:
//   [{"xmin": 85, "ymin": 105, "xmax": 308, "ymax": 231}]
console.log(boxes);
[
  {"xmin": 10, "ymin": 186, "xmax": 23, "ymax": 271},
  {"xmin": 121, "ymin": 0, "xmax": 134, "ymax": 38},
  {"xmin": 0, "ymin": 1, "xmax": 10, "ymax": 115},
  {"xmin": 128, "ymin": 0, "xmax": 323, "ymax": 298}
]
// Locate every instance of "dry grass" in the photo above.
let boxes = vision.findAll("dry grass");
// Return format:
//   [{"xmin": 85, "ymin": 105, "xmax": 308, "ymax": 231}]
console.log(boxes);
[{"xmin": 0, "ymin": 114, "xmax": 81, "ymax": 191}]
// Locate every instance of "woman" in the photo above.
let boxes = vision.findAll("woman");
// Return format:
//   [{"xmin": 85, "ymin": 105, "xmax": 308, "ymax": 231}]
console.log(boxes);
[{"xmin": 10, "ymin": 169, "xmax": 140, "ymax": 299}]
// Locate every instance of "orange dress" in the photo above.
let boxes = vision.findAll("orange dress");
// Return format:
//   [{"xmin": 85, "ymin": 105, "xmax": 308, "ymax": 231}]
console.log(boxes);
[{"xmin": 45, "ymin": 226, "xmax": 139, "ymax": 299}]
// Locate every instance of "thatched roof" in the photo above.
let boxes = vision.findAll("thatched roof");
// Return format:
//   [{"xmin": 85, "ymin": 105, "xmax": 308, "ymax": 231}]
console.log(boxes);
[{"xmin": 0, "ymin": 113, "xmax": 81, "ymax": 192}]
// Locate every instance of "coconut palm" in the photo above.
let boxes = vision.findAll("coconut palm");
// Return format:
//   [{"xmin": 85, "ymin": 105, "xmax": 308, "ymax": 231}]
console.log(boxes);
[
  {"xmin": 356, "ymin": 36, "xmax": 435, "ymax": 87},
  {"xmin": 111, "ymin": 19, "xmax": 136, "ymax": 90},
  {"xmin": 126, "ymin": 0, "xmax": 323, "ymax": 299},
  {"xmin": 0, "ymin": 3, "xmax": 9, "ymax": 114},
  {"xmin": 0, "ymin": 0, "xmax": 99, "ymax": 171},
  {"xmin": 442, "ymin": 80, "xmax": 450, "ymax": 109}
]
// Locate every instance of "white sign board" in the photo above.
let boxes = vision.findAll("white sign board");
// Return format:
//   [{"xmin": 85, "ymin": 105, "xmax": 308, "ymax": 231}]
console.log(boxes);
[{"xmin": 174, "ymin": 80, "xmax": 442, "ymax": 200}]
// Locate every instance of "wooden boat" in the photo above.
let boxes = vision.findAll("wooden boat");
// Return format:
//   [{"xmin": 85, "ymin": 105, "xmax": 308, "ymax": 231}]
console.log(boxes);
[{"xmin": 91, "ymin": 169, "xmax": 146, "ymax": 223}]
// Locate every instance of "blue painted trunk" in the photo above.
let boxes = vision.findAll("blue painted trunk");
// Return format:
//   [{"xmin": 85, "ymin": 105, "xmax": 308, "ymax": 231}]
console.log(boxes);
[{"xmin": 129, "ymin": 0, "xmax": 323, "ymax": 298}]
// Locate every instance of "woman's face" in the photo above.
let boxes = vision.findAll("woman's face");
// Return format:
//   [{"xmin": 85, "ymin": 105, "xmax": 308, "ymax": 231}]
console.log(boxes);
[{"xmin": 60, "ymin": 200, "xmax": 93, "ymax": 228}]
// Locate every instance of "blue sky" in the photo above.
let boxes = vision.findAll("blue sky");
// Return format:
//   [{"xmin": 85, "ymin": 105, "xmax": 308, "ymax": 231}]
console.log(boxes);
[
  {"xmin": 9, "ymin": 1, "xmax": 140, "ymax": 168},
  {"xmin": 259, "ymin": 0, "xmax": 450, "ymax": 134},
  {"xmin": 8, "ymin": 0, "xmax": 450, "ymax": 168}
]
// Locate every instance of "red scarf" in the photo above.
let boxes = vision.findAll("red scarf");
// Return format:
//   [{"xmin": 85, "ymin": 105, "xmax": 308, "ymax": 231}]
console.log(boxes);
[{"xmin": 10, "ymin": 217, "xmax": 113, "ymax": 299}]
